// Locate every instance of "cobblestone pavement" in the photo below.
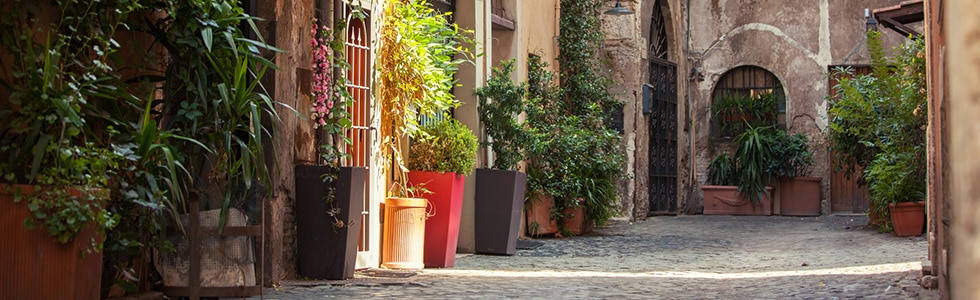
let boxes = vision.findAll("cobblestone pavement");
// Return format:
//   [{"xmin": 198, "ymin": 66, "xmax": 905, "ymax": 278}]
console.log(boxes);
[{"xmin": 257, "ymin": 215, "xmax": 938, "ymax": 299}]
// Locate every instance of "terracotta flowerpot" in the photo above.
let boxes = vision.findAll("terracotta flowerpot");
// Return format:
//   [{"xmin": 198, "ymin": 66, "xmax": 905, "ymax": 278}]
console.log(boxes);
[
  {"xmin": 526, "ymin": 193, "xmax": 558, "ymax": 236},
  {"xmin": 408, "ymin": 171, "xmax": 465, "ymax": 268},
  {"xmin": 295, "ymin": 165, "xmax": 367, "ymax": 279},
  {"xmin": 778, "ymin": 177, "xmax": 822, "ymax": 216},
  {"xmin": 562, "ymin": 199, "xmax": 592, "ymax": 236},
  {"xmin": 381, "ymin": 197, "xmax": 428, "ymax": 270},
  {"xmin": 702, "ymin": 185, "xmax": 773, "ymax": 215},
  {"xmin": 0, "ymin": 184, "xmax": 105, "ymax": 300},
  {"xmin": 890, "ymin": 201, "xmax": 925, "ymax": 237},
  {"xmin": 474, "ymin": 169, "xmax": 526, "ymax": 255}
]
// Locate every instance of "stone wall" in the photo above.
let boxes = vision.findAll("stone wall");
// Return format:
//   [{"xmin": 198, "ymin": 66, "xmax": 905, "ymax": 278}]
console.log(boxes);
[
  {"xmin": 604, "ymin": 0, "xmax": 909, "ymax": 218},
  {"xmin": 254, "ymin": 0, "xmax": 316, "ymax": 283}
]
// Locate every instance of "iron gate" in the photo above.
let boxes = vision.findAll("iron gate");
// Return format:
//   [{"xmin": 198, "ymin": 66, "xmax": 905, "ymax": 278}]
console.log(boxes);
[{"xmin": 648, "ymin": 58, "xmax": 677, "ymax": 215}]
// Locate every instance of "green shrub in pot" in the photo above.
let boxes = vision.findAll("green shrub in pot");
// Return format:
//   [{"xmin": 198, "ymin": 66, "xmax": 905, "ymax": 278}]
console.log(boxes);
[{"xmin": 408, "ymin": 116, "xmax": 478, "ymax": 176}]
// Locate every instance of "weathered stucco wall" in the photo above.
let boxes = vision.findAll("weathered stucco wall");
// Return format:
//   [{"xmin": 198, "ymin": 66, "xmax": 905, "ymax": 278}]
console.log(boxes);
[
  {"xmin": 689, "ymin": 0, "xmax": 907, "ymax": 215},
  {"xmin": 947, "ymin": 0, "xmax": 980, "ymax": 298},
  {"xmin": 605, "ymin": 0, "xmax": 911, "ymax": 217}
]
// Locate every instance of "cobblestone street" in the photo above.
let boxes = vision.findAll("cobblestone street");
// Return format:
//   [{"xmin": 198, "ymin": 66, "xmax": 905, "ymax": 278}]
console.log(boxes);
[{"xmin": 259, "ymin": 215, "xmax": 937, "ymax": 299}]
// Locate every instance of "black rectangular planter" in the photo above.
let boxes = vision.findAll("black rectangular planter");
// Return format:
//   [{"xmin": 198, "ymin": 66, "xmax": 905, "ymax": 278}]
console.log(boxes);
[
  {"xmin": 474, "ymin": 168, "xmax": 527, "ymax": 255},
  {"xmin": 295, "ymin": 165, "xmax": 367, "ymax": 280}
]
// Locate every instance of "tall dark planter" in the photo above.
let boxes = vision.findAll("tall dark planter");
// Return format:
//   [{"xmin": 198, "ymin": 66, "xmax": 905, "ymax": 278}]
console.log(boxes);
[
  {"xmin": 295, "ymin": 165, "xmax": 367, "ymax": 280},
  {"xmin": 474, "ymin": 169, "xmax": 527, "ymax": 255}
]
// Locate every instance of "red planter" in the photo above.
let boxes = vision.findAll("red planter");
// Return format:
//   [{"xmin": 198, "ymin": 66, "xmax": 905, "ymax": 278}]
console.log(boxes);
[
  {"xmin": 0, "ymin": 184, "xmax": 105, "ymax": 299},
  {"xmin": 526, "ymin": 193, "xmax": 558, "ymax": 236},
  {"xmin": 890, "ymin": 201, "xmax": 925, "ymax": 237},
  {"xmin": 408, "ymin": 171, "xmax": 465, "ymax": 268},
  {"xmin": 702, "ymin": 185, "xmax": 773, "ymax": 215},
  {"xmin": 778, "ymin": 177, "xmax": 822, "ymax": 216}
]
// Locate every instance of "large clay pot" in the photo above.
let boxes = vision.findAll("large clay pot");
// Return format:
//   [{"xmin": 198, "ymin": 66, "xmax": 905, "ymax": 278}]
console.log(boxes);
[
  {"xmin": 0, "ymin": 184, "xmax": 105, "ymax": 300},
  {"xmin": 562, "ymin": 199, "xmax": 592, "ymax": 236},
  {"xmin": 702, "ymin": 185, "xmax": 773, "ymax": 215},
  {"xmin": 526, "ymin": 193, "xmax": 558, "ymax": 236},
  {"xmin": 778, "ymin": 177, "xmax": 822, "ymax": 216},
  {"xmin": 890, "ymin": 201, "xmax": 925, "ymax": 237}
]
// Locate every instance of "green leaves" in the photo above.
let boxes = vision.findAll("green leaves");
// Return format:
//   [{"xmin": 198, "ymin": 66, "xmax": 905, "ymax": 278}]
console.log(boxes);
[
  {"xmin": 475, "ymin": 60, "xmax": 531, "ymax": 171},
  {"xmin": 828, "ymin": 33, "xmax": 927, "ymax": 224},
  {"xmin": 408, "ymin": 117, "xmax": 478, "ymax": 175}
]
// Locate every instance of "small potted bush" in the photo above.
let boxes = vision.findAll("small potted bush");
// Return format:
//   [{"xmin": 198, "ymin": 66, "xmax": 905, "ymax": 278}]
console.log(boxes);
[
  {"xmin": 769, "ymin": 130, "xmax": 821, "ymax": 216},
  {"xmin": 407, "ymin": 116, "xmax": 477, "ymax": 268},
  {"xmin": 473, "ymin": 60, "xmax": 530, "ymax": 255}
]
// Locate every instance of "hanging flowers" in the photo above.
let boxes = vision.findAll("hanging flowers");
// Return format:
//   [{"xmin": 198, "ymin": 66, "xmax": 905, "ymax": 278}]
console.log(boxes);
[
  {"xmin": 310, "ymin": 18, "xmax": 344, "ymax": 128},
  {"xmin": 310, "ymin": 17, "xmax": 354, "ymax": 166}
]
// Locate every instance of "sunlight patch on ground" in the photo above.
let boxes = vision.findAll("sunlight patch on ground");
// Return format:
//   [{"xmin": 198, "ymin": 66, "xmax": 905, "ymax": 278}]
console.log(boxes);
[{"xmin": 421, "ymin": 261, "xmax": 920, "ymax": 279}]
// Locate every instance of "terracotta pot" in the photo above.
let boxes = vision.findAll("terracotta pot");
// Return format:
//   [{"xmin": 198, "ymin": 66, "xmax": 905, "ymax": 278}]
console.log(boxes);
[
  {"xmin": 778, "ymin": 177, "xmax": 821, "ymax": 216},
  {"xmin": 890, "ymin": 201, "xmax": 925, "ymax": 237},
  {"xmin": 702, "ymin": 185, "xmax": 773, "ymax": 215},
  {"xmin": 526, "ymin": 193, "xmax": 558, "ymax": 236},
  {"xmin": 381, "ymin": 197, "xmax": 427, "ymax": 270},
  {"xmin": 562, "ymin": 199, "xmax": 592, "ymax": 236},
  {"xmin": 0, "ymin": 184, "xmax": 105, "ymax": 300}
]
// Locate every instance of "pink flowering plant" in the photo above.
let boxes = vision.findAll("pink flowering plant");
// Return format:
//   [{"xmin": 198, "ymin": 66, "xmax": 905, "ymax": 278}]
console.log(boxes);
[{"xmin": 310, "ymin": 18, "xmax": 354, "ymax": 166}]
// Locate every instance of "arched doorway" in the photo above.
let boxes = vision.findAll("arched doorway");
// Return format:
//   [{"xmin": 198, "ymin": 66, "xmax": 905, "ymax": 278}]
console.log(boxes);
[{"xmin": 648, "ymin": 0, "xmax": 678, "ymax": 215}]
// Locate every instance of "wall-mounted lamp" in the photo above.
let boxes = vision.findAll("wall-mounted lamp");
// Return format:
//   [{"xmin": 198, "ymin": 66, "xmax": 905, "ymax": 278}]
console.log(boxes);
[
  {"xmin": 605, "ymin": 0, "xmax": 634, "ymax": 16},
  {"xmin": 864, "ymin": 8, "xmax": 878, "ymax": 32}
]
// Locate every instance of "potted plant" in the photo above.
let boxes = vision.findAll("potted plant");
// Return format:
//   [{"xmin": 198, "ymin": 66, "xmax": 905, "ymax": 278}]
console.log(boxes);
[
  {"xmin": 406, "ymin": 116, "xmax": 477, "ymax": 268},
  {"xmin": 522, "ymin": 52, "xmax": 624, "ymax": 237},
  {"xmin": 865, "ymin": 150, "xmax": 926, "ymax": 236},
  {"xmin": 376, "ymin": 0, "xmax": 474, "ymax": 269},
  {"xmin": 713, "ymin": 93, "xmax": 776, "ymax": 138},
  {"xmin": 702, "ymin": 126, "xmax": 775, "ymax": 215},
  {"xmin": 769, "ymin": 130, "xmax": 821, "ymax": 216},
  {"xmin": 473, "ymin": 60, "xmax": 530, "ymax": 255},
  {"xmin": 134, "ymin": 1, "xmax": 285, "ymax": 296},
  {"xmin": 294, "ymin": 16, "xmax": 367, "ymax": 280},
  {"xmin": 829, "ymin": 32, "xmax": 927, "ymax": 233},
  {"xmin": 0, "ymin": 1, "xmax": 135, "ymax": 298}
]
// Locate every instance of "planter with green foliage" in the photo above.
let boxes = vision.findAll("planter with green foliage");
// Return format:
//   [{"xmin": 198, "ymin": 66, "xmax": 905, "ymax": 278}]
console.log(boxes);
[
  {"xmin": 376, "ymin": 0, "xmax": 475, "ymax": 269},
  {"xmin": 0, "ymin": 1, "xmax": 139, "ymax": 297},
  {"xmin": 295, "ymin": 15, "xmax": 368, "ymax": 280},
  {"xmin": 702, "ymin": 126, "xmax": 777, "ymax": 215},
  {"xmin": 407, "ymin": 117, "xmax": 477, "ymax": 268},
  {"xmin": 769, "ymin": 130, "xmax": 820, "ymax": 216},
  {"xmin": 829, "ymin": 31, "xmax": 926, "ymax": 232},
  {"xmin": 517, "ymin": 0, "xmax": 626, "ymax": 236},
  {"xmin": 473, "ymin": 60, "xmax": 530, "ymax": 254}
]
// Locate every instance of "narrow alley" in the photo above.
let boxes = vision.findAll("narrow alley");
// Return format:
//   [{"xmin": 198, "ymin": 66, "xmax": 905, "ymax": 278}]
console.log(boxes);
[{"xmin": 259, "ymin": 215, "xmax": 936, "ymax": 299}]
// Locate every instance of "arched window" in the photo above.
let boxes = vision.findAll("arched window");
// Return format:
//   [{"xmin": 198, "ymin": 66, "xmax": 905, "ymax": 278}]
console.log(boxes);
[{"xmin": 711, "ymin": 66, "xmax": 785, "ymax": 138}]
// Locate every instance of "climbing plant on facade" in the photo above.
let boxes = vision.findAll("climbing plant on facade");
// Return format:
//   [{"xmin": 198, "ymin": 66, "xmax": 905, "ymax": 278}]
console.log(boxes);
[{"xmin": 523, "ymin": 0, "xmax": 625, "ymax": 235}]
